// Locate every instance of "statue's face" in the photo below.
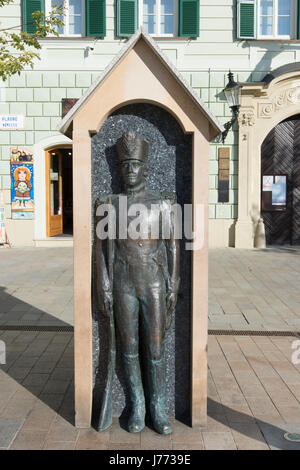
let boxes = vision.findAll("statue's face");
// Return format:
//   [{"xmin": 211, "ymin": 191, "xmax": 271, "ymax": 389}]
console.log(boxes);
[{"xmin": 121, "ymin": 159, "xmax": 145, "ymax": 188}]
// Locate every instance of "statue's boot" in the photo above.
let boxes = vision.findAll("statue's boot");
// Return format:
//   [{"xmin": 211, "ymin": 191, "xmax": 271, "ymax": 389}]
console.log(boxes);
[
  {"xmin": 123, "ymin": 353, "xmax": 145, "ymax": 433},
  {"xmin": 147, "ymin": 356, "xmax": 172, "ymax": 435}
]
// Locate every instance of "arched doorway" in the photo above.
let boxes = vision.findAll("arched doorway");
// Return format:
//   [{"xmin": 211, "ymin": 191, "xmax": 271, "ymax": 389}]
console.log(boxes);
[
  {"xmin": 261, "ymin": 114, "xmax": 300, "ymax": 245},
  {"xmin": 236, "ymin": 64, "xmax": 300, "ymax": 248}
]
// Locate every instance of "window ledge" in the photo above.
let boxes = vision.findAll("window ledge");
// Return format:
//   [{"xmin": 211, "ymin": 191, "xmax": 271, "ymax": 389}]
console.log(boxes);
[
  {"xmin": 245, "ymin": 39, "xmax": 300, "ymax": 42},
  {"xmin": 151, "ymin": 36, "xmax": 191, "ymax": 40},
  {"xmin": 39, "ymin": 36, "xmax": 95, "ymax": 40},
  {"xmin": 39, "ymin": 35, "xmax": 194, "ymax": 41}
]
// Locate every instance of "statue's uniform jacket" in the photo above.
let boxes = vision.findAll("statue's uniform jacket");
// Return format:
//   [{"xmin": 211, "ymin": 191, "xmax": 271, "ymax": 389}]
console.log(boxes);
[{"xmin": 97, "ymin": 190, "xmax": 179, "ymax": 360}]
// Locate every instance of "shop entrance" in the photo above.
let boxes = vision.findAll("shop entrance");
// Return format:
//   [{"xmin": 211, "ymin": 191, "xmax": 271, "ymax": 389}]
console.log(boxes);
[
  {"xmin": 261, "ymin": 115, "xmax": 300, "ymax": 245},
  {"xmin": 46, "ymin": 147, "xmax": 73, "ymax": 237}
]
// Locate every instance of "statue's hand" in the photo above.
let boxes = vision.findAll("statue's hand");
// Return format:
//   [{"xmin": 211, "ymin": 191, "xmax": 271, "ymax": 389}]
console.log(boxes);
[
  {"xmin": 103, "ymin": 291, "xmax": 113, "ymax": 318},
  {"xmin": 165, "ymin": 291, "xmax": 178, "ymax": 330}
]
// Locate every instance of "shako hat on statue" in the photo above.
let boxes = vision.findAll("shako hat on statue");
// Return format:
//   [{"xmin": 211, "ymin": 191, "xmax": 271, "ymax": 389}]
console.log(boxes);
[{"xmin": 116, "ymin": 132, "xmax": 149, "ymax": 163}]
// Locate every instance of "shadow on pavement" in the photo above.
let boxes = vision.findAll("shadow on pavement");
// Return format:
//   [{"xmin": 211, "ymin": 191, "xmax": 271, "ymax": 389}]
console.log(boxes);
[
  {"xmin": 208, "ymin": 398, "xmax": 300, "ymax": 450},
  {"xmin": 1, "ymin": 286, "xmax": 300, "ymax": 447},
  {"xmin": 256, "ymin": 245, "xmax": 300, "ymax": 255},
  {"xmin": 0, "ymin": 286, "xmax": 75, "ymax": 425},
  {"xmin": 0, "ymin": 286, "xmax": 71, "ymax": 328}
]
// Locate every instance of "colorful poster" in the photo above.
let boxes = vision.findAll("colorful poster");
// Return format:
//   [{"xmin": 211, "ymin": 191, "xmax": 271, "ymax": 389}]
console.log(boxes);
[
  {"xmin": 10, "ymin": 147, "xmax": 33, "ymax": 163},
  {"xmin": 10, "ymin": 148, "xmax": 34, "ymax": 220},
  {"xmin": 272, "ymin": 176, "xmax": 287, "ymax": 206}
]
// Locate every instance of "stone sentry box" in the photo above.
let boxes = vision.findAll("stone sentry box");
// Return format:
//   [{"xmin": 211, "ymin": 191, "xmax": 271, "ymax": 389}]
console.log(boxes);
[{"xmin": 58, "ymin": 28, "xmax": 223, "ymax": 428}]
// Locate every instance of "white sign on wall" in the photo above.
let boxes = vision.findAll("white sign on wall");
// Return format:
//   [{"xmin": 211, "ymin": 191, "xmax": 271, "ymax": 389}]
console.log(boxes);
[{"xmin": 0, "ymin": 114, "xmax": 24, "ymax": 130}]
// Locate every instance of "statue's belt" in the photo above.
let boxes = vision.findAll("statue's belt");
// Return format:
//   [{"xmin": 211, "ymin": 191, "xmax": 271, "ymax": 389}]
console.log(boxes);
[{"xmin": 114, "ymin": 242, "xmax": 168, "ymax": 269}]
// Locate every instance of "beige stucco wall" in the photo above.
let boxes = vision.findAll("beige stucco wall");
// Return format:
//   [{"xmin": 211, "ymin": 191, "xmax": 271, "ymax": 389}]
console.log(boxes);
[
  {"xmin": 5, "ymin": 219, "xmax": 34, "ymax": 246},
  {"xmin": 209, "ymin": 219, "xmax": 235, "ymax": 247}
]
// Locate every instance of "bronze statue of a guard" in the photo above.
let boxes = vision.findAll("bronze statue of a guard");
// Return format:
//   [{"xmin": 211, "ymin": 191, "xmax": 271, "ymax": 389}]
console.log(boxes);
[{"xmin": 96, "ymin": 132, "xmax": 180, "ymax": 434}]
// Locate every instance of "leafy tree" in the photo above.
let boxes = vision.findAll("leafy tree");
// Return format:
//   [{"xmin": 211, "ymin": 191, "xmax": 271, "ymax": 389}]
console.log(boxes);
[{"xmin": 0, "ymin": 0, "xmax": 65, "ymax": 81}]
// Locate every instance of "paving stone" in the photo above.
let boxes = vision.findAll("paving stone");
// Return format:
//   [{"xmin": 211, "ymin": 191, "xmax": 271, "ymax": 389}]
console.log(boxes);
[
  {"xmin": 140, "ymin": 426, "xmax": 172, "ymax": 450},
  {"xmin": 47, "ymin": 415, "xmax": 79, "ymax": 442},
  {"xmin": 38, "ymin": 393, "xmax": 65, "ymax": 412},
  {"xmin": 0, "ymin": 396, "xmax": 36, "ymax": 418},
  {"xmin": 49, "ymin": 368, "xmax": 74, "ymax": 381},
  {"xmin": 276, "ymin": 406, "xmax": 300, "ymax": 423},
  {"xmin": 109, "ymin": 419, "xmax": 141, "ymax": 445},
  {"xmin": 76, "ymin": 428, "xmax": 110, "ymax": 450},
  {"xmin": 21, "ymin": 403, "xmax": 56, "ymax": 431},
  {"xmin": 9, "ymin": 366, "xmax": 31, "ymax": 380},
  {"xmin": 108, "ymin": 443, "xmax": 142, "ymax": 450},
  {"xmin": 43, "ymin": 440, "xmax": 76, "ymax": 450},
  {"xmin": 42, "ymin": 379, "xmax": 71, "ymax": 395},
  {"xmin": 172, "ymin": 442, "xmax": 203, "ymax": 450},
  {"xmin": 230, "ymin": 422, "xmax": 269, "ymax": 450},
  {"xmin": 0, "ymin": 247, "xmax": 300, "ymax": 450},
  {"xmin": 10, "ymin": 427, "xmax": 48, "ymax": 450},
  {"xmin": 258, "ymin": 422, "xmax": 300, "ymax": 450},
  {"xmin": 205, "ymin": 415, "xmax": 231, "ymax": 432},
  {"xmin": 22, "ymin": 373, "xmax": 49, "ymax": 387},
  {"xmin": 202, "ymin": 431, "xmax": 237, "ymax": 450},
  {"xmin": 31, "ymin": 361, "xmax": 57, "ymax": 374},
  {"xmin": 170, "ymin": 420, "xmax": 203, "ymax": 444},
  {"xmin": 222, "ymin": 404, "xmax": 255, "ymax": 424},
  {"xmin": 0, "ymin": 418, "xmax": 24, "ymax": 449}
]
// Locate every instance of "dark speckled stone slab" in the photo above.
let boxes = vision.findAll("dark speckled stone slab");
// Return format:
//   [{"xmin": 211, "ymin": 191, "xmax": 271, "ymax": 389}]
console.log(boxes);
[{"xmin": 91, "ymin": 103, "xmax": 192, "ymax": 425}]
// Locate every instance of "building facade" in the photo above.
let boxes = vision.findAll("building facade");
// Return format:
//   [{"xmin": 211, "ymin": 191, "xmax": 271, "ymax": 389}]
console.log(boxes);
[{"xmin": 1, "ymin": 0, "xmax": 300, "ymax": 248}]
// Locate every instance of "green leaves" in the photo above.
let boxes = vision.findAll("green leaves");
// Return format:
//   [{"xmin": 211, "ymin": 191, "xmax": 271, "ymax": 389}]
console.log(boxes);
[
  {"xmin": 0, "ymin": 0, "xmax": 13, "ymax": 7},
  {"xmin": 0, "ymin": 1, "xmax": 65, "ymax": 81}
]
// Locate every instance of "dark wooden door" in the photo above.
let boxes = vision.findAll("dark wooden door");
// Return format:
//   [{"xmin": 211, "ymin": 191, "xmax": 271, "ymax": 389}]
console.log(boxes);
[{"xmin": 261, "ymin": 115, "xmax": 300, "ymax": 245}]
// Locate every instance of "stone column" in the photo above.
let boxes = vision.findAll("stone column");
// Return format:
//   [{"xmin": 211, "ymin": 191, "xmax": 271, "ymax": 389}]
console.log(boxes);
[
  {"xmin": 72, "ymin": 125, "xmax": 93, "ymax": 427},
  {"xmin": 235, "ymin": 110, "xmax": 256, "ymax": 249}
]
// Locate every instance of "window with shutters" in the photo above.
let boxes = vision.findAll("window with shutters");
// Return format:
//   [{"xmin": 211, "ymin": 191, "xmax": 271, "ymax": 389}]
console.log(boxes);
[
  {"xmin": 117, "ymin": 0, "xmax": 198, "ymax": 38},
  {"xmin": 258, "ymin": 0, "xmax": 296, "ymax": 38},
  {"xmin": 46, "ymin": 0, "xmax": 85, "ymax": 36},
  {"xmin": 22, "ymin": 0, "xmax": 45, "ymax": 34},
  {"xmin": 139, "ymin": 0, "xmax": 178, "ymax": 36}
]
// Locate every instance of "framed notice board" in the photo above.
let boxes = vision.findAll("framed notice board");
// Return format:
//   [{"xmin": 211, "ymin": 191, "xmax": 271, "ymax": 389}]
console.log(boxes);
[{"xmin": 261, "ymin": 174, "xmax": 287, "ymax": 212}]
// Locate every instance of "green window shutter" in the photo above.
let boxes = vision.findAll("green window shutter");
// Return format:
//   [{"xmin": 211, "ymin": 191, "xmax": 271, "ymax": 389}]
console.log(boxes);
[
  {"xmin": 117, "ymin": 0, "xmax": 138, "ymax": 37},
  {"xmin": 237, "ymin": 0, "xmax": 256, "ymax": 39},
  {"xmin": 297, "ymin": 0, "xmax": 300, "ymax": 39},
  {"xmin": 22, "ymin": 0, "xmax": 45, "ymax": 34},
  {"xmin": 86, "ymin": 0, "xmax": 106, "ymax": 37},
  {"xmin": 178, "ymin": 0, "xmax": 199, "ymax": 37}
]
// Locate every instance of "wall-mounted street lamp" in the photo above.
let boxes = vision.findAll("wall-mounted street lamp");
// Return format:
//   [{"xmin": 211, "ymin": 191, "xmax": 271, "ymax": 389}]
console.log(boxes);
[{"xmin": 222, "ymin": 71, "xmax": 241, "ymax": 144}]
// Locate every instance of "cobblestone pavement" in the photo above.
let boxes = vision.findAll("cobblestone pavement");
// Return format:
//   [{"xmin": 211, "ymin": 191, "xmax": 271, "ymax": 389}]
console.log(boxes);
[
  {"xmin": 0, "ymin": 246, "xmax": 300, "ymax": 449},
  {"xmin": 1, "ymin": 246, "xmax": 300, "ymax": 330},
  {"xmin": 1, "ymin": 331, "xmax": 300, "ymax": 450},
  {"xmin": 0, "ymin": 247, "xmax": 73, "ymax": 327}
]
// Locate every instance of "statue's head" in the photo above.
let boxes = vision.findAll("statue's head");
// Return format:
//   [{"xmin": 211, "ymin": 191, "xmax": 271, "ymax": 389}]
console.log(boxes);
[{"xmin": 116, "ymin": 132, "xmax": 149, "ymax": 188}]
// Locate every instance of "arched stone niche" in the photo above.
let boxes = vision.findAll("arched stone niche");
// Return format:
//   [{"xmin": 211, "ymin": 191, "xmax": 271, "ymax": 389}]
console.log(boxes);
[
  {"xmin": 236, "ymin": 68, "xmax": 300, "ymax": 248},
  {"xmin": 58, "ymin": 28, "xmax": 222, "ymax": 428},
  {"xmin": 91, "ymin": 103, "xmax": 192, "ymax": 422}
]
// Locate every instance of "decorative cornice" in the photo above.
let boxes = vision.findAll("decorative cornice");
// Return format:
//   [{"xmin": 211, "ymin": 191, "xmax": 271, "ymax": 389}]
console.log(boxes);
[{"xmin": 258, "ymin": 86, "xmax": 300, "ymax": 118}]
